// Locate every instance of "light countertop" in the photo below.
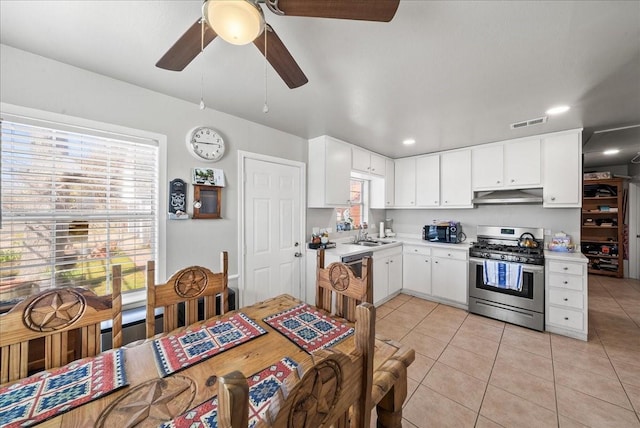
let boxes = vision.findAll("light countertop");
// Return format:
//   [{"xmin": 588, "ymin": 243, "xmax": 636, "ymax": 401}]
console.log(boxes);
[
  {"xmin": 544, "ymin": 249, "xmax": 588, "ymax": 263},
  {"xmin": 307, "ymin": 235, "xmax": 471, "ymax": 259}
]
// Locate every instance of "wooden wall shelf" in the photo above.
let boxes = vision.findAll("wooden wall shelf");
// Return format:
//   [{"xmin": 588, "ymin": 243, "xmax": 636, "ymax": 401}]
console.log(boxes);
[{"xmin": 581, "ymin": 178, "xmax": 624, "ymax": 277}]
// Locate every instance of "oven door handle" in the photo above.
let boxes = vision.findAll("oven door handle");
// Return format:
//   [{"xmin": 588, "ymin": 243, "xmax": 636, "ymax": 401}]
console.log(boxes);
[
  {"xmin": 469, "ymin": 257, "xmax": 544, "ymax": 272},
  {"xmin": 342, "ymin": 259, "xmax": 363, "ymax": 266}
]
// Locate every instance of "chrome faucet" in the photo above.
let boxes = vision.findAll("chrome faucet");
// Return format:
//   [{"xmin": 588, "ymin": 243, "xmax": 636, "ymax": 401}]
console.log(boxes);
[{"xmin": 353, "ymin": 228, "xmax": 368, "ymax": 243}]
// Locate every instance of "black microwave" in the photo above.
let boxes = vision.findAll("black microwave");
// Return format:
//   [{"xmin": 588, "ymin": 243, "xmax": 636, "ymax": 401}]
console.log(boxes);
[{"xmin": 423, "ymin": 222, "xmax": 462, "ymax": 243}]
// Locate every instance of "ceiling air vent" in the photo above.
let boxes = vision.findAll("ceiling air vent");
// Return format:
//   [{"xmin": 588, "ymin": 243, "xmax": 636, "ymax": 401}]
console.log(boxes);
[{"xmin": 510, "ymin": 116, "xmax": 548, "ymax": 130}]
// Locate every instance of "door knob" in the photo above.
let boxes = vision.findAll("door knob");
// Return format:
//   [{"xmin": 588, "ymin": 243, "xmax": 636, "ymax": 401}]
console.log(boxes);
[{"xmin": 294, "ymin": 252, "xmax": 302, "ymax": 258}]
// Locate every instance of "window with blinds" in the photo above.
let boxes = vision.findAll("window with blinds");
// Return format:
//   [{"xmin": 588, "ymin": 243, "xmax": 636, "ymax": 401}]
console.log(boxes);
[{"xmin": 0, "ymin": 118, "xmax": 159, "ymax": 309}]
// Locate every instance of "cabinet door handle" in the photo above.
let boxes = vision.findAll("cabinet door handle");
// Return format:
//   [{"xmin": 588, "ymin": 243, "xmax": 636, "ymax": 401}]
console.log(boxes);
[
  {"xmin": 551, "ymin": 197, "xmax": 556, "ymax": 201},
  {"xmin": 511, "ymin": 179, "xmax": 515, "ymax": 183},
  {"xmin": 390, "ymin": 260, "xmax": 393, "ymax": 263},
  {"xmin": 435, "ymin": 261, "xmax": 439, "ymax": 264},
  {"xmin": 563, "ymin": 298, "xmax": 568, "ymax": 301},
  {"xmin": 564, "ymin": 317, "xmax": 569, "ymax": 321},
  {"xmin": 563, "ymin": 267, "xmax": 568, "ymax": 270},
  {"xmin": 563, "ymin": 281, "xmax": 568, "ymax": 284},
  {"xmin": 497, "ymin": 180, "xmax": 501, "ymax": 184}
]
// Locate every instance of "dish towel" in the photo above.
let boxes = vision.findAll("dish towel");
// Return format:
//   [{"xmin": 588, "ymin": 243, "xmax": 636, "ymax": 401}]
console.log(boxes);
[{"xmin": 483, "ymin": 260, "xmax": 523, "ymax": 292}]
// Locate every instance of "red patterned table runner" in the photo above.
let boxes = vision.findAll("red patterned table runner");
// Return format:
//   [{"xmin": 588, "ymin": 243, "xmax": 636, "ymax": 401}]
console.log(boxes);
[
  {"xmin": 152, "ymin": 312, "xmax": 267, "ymax": 377},
  {"xmin": 0, "ymin": 349, "xmax": 127, "ymax": 427},
  {"xmin": 160, "ymin": 357, "xmax": 299, "ymax": 428},
  {"xmin": 263, "ymin": 303, "xmax": 354, "ymax": 353}
]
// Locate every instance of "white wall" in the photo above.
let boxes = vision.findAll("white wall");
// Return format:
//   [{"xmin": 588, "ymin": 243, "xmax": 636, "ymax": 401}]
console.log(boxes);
[{"xmin": 0, "ymin": 45, "xmax": 307, "ymax": 280}]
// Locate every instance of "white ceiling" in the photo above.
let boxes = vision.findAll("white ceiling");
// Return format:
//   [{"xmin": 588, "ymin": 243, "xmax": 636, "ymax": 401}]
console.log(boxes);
[{"xmin": 1, "ymin": 1, "xmax": 639, "ymax": 164}]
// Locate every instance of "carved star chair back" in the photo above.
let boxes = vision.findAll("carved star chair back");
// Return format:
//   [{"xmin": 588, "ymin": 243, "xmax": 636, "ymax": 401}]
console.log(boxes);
[
  {"xmin": 145, "ymin": 251, "xmax": 228, "ymax": 339},
  {"xmin": 0, "ymin": 265, "xmax": 123, "ymax": 384},
  {"xmin": 316, "ymin": 249, "xmax": 372, "ymax": 323},
  {"xmin": 217, "ymin": 303, "xmax": 376, "ymax": 428}
]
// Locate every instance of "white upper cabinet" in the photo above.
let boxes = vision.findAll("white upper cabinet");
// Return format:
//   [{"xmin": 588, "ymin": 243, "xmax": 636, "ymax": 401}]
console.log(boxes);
[
  {"xmin": 308, "ymin": 136, "xmax": 351, "ymax": 207},
  {"xmin": 473, "ymin": 138, "xmax": 541, "ymax": 190},
  {"xmin": 472, "ymin": 144, "xmax": 503, "ymax": 189},
  {"xmin": 542, "ymin": 130, "xmax": 582, "ymax": 207},
  {"xmin": 352, "ymin": 146, "xmax": 385, "ymax": 176},
  {"xmin": 416, "ymin": 154, "xmax": 440, "ymax": 207},
  {"xmin": 393, "ymin": 149, "xmax": 472, "ymax": 209},
  {"xmin": 384, "ymin": 159, "xmax": 395, "ymax": 207},
  {"xmin": 394, "ymin": 157, "xmax": 417, "ymax": 207},
  {"xmin": 505, "ymin": 138, "xmax": 541, "ymax": 187},
  {"xmin": 440, "ymin": 149, "xmax": 473, "ymax": 208}
]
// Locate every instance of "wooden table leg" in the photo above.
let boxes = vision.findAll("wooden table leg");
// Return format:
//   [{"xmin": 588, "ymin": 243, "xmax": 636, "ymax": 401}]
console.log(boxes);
[{"xmin": 375, "ymin": 363, "xmax": 407, "ymax": 428}]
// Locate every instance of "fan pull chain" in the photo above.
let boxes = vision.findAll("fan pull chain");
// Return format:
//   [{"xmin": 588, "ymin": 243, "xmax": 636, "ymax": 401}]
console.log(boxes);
[
  {"xmin": 199, "ymin": 18, "xmax": 206, "ymax": 110},
  {"xmin": 263, "ymin": 27, "xmax": 269, "ymax": 113}
]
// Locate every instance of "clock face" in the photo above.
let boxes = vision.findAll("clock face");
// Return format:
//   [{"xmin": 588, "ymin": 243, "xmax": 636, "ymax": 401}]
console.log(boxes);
[{"xmin": 186, "ymin": 126, "xmax": 225, "ymax": 161}]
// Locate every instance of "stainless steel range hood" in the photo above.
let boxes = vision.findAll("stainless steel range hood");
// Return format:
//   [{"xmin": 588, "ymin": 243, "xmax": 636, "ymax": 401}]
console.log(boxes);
[{"xmin": 472, "ymin": 189, "xmax": 543, "ymax": 204}]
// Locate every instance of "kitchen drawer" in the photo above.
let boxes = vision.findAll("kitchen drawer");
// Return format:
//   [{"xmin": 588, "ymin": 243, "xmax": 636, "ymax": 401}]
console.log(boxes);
[
  {"xmin": 547, "ymin": 273, "xmax": 584, "ymax": 291},
  {"xmin": 403, "ymin": 244, "xmax": 430, "ymax": 256},
  {"xmin": 548, "ymin": 306, "xmax": 584, "ymax": 331},
  {"xmin": 548, "ymin": 288, "xmax": 583, "ymax": 310},
  {"xmin": 548, "ymin": 261, "xmax": 583, "ymax": 276},
  {"xmin": 432, "ymin": 248, "xmax": 467, "ymax": 261}
]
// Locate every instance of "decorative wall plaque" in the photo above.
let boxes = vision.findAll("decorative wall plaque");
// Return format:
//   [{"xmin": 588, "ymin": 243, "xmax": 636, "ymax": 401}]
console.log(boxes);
[{"xmin": 168, "ymin": 178, "xmax": 188, "ymax": 220}]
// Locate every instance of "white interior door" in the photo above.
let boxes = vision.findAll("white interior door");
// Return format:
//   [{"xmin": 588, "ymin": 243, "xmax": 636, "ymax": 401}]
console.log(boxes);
[{"xmin": 241, "ymin": 155, "xmax": 304, "ymax": 306}]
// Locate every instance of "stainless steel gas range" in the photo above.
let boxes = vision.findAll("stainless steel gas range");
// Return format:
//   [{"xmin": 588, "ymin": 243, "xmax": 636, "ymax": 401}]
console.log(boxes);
[{"xmin": 468, "ymin": 226, "xmax": 545, "ymax": 331}]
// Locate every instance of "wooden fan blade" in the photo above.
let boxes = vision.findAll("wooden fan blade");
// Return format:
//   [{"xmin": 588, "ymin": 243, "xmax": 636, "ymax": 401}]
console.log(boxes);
[
  {"xmin": 273, "ymin": 0, "xmax": 400, "ymax": 22},
  {"xmin": 253, "ymin": 25, "xmax": 308, "ymax": 89},
  {"xmin": 156, "ymin": 19, "xmax": 217, "ymax": 71}
]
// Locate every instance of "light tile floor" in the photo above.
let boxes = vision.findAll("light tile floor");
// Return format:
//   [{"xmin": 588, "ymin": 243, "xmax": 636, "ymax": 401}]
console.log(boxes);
[{"xmin": 373, "ymin": 275, "xmax": 640, "ymax": 427}]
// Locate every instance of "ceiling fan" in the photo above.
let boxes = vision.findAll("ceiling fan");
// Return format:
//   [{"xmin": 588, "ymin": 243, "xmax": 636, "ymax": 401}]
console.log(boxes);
[{"xmin": 156, "ymin": 0, "xmax": 400, "ymax": 89}]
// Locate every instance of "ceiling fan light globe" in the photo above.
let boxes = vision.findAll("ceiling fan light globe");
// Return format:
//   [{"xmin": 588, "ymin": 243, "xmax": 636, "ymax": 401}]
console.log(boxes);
[{"xmin": 204, "ymin": 0, "xmax": 265, "ymax": 46}]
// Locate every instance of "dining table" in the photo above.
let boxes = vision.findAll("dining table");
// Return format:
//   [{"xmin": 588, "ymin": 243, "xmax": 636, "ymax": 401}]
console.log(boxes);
[{"xmin": 2, "ymin": 294, "xmax": 414, "ymax": 428}]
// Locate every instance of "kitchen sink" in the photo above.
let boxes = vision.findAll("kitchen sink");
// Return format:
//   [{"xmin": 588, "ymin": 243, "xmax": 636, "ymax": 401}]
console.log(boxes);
[
  {"xmin": 355, "ymin": 241, "xmax": 384, "ymax": 246},
  {"xmin": 354, "ymin": 240, "xmax": 397, "ymax": 247}
]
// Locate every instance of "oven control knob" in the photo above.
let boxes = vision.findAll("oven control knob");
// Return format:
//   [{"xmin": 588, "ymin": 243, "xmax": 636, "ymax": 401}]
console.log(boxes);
[
  {"xmin": 483, "ymin": 252, "xmax": 491, "ymax": 258},
  {"xmin": 500, "ymin": 255, "xmax": 507, "ymax": 260}
]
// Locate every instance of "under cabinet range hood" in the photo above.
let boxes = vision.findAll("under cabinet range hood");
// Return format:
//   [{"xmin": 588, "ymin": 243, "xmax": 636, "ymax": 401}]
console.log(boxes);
[{"xmin": 472, "ymin": 189, "xmax": 543, "ymax": 205}]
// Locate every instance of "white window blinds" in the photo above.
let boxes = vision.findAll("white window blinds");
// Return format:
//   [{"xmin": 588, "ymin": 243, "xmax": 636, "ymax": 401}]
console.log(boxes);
[{"xmin": 1, "ymin": 118, "xmax": 159, "ymax": 307}]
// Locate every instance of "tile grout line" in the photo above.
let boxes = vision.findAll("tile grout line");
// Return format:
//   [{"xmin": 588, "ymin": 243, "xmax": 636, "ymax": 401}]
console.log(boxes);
[
  {"xmin": 590, "ymin": 277, "xmax": 640, "ymax": 423},
  {"xmin": 472, "ymin": 323, "xmax": 507, "ymax": 428}
]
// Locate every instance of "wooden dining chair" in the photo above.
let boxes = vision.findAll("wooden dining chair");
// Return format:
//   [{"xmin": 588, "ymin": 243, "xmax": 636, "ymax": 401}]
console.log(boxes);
[
  {"xmin": 316, "ymin": 249, "xmax": 373, "ymax": 322},
  {"xmin": 217, "ymin": 302, "xmax": 376, "ymax": 428},
  {"xmin": 0, "ymin": 265, "xmax": 123, "ymax": 384},
  {"xmin": 145, "ymin": 251, "xmax": 228, "ymax": 338}
]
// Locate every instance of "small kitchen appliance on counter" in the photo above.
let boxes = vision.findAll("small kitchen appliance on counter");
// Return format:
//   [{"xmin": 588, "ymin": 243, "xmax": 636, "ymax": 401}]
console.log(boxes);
[
  {"xmin": 423, "ymin": 221, "xmax": 464, "ymax": 243},
  {"xmin": 468, "ymin": 225, "xmax": 545, "ymax": 331}
]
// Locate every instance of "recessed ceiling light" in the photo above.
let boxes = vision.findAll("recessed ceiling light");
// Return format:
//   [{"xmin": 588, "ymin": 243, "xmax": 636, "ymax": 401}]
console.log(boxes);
[
  {"xmin": 403, "ymin": 138, "xmax": 416, "ymax": 145},
  {"xmin": 545, "ymin": 105, "xmax": 570, "ymax": 115},
  {"xmin": 603, "ymin": 149, "xmax": 620, "ymax": 155}
]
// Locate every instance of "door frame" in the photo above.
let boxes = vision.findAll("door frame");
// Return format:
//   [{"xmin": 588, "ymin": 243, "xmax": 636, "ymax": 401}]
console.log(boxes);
[
  {"xmin": 237, "ymin": 150, "xmax": 307, "ymax": 307},
  {"xmin": 629, "ymin": 182, "xmax": 639, "ymax": 279}
]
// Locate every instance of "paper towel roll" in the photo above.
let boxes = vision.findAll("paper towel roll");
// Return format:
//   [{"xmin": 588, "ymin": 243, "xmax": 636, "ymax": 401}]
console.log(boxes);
[{"xmin": 379, "ymin": 222, "xmax": 385, "ymax": 238}]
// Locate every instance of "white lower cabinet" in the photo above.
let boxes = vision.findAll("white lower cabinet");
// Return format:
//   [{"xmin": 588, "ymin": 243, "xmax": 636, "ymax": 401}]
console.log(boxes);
[
  {"xmin": 545, "ymin": 254, "xmax": 588, "ymax": 341},
  {"xmin": 431, "ymin": 248, "xmax": 468, "ymax": 306},
  {"xmin": 372, "ymin": 247, "xmax": 403, "ymax": 305},
  {"xmin": 402, "ymin": 245, "xmax": 431, "ymax": 295}
]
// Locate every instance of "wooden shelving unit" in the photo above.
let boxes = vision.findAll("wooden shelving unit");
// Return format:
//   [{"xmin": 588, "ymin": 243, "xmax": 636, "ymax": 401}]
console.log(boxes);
[{"xmin": 581, "ymin": 178, "xmax": 624, "ymax": 277}]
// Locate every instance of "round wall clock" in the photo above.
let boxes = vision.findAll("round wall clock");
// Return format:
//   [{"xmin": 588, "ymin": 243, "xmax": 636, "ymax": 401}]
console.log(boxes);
[{"xmin": 185, "ymin": 126, "xmax": 226, "ymax": 161}]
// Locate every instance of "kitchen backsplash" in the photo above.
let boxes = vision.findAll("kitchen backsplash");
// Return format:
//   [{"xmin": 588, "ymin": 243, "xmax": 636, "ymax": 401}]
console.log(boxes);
[
  {"xmin": 306, "ymin": 208, "xmax": 386, "ymax": 241},
  {"xmin": 389, "ymin": 205, "xmax": 580, "ymax": 243}
]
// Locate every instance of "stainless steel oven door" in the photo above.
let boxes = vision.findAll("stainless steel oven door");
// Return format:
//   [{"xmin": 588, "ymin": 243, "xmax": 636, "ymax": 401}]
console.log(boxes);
[{"xmin": 468, "ymin": 257, "xmax": 544, "ymax": 313}]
